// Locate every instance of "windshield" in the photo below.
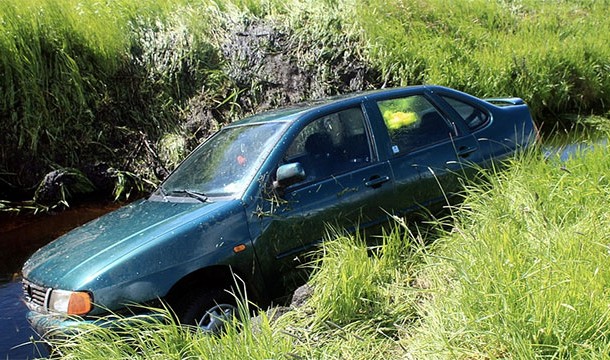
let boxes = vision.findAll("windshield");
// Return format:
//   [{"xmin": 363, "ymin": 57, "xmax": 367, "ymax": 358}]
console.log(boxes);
[{"xmin": 161, "ymin": 122, "xmax": 289, "ymax": 199}]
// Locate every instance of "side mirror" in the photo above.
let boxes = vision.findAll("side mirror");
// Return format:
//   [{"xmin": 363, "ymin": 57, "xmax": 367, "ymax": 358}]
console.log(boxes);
[{"xmin": 274, "ymin": 163, "xmax": 306, "ymax": 189}]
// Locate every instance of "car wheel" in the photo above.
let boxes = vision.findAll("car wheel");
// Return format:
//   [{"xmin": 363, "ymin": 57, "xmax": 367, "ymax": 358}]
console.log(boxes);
[{"xmin": 176, "ymin": 288, "xmax": 237, "ymax": 333}]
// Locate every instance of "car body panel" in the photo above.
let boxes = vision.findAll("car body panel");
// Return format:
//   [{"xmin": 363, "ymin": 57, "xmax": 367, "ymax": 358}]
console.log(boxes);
[
  {"xmin": 23, "ymin": 198, "xmax": 255, "ymax": 315},
  {"xmin": 247, "ymin": 160, "xmax": 395, "ymax": 299},
  {"xmin": 23, "ymin": 199, "xmax": 207, "ymax": 289}
]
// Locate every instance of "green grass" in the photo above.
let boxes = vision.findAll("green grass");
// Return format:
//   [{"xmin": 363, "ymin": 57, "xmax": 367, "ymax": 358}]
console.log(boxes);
[
  {"xmin": 0, "ymin": 0, "xmax": 228, "ymax": 192},
  {"xmin": 46, "ymin": 302, "xmax": 294, "ymax": 359},
  {"xmin": 407, "ymin": 138, "xmax": 610, "ymax": 358},
  {"xmin": 40, "ymin": 135, "xmax": 610, "ymax": 359},
  {"xmin": 347, "ymin": 0, "xmax": 610, "ymax": 120},
  {"xmin": 1, "ymin": 0, "xmax": 609, "ymax": 200}
]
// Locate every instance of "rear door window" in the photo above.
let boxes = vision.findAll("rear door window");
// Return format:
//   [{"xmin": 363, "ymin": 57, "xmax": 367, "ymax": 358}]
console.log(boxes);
[{"xmin": 376, "ymin": 95, "xmax": 453, "ymax": 155}]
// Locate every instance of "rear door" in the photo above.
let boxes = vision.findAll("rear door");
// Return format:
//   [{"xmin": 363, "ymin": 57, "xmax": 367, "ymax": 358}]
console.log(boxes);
[{"xmin": 370, "ymin": 91, "xmax": 480, "ymax": 214}]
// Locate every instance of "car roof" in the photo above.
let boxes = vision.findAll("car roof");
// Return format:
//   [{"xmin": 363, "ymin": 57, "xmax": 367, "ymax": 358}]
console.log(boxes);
[{"xmin": 226, "ymin": 85, "xmax": 438, "ymax": 127}]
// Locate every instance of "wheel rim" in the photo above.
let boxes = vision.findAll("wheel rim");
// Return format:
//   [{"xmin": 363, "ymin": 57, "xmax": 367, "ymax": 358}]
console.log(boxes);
[{"xmin": 196, "ymin": 303, "xmax": 237, "ymax": 332}]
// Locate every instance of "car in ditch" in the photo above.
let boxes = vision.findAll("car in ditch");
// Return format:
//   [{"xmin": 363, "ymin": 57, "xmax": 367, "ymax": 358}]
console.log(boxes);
[{"xmin": 22, "ymin": 85, "xmax": 536, "ymax": 335}]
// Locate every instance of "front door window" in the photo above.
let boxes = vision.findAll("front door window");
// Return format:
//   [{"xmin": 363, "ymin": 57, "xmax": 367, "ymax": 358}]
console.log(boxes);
[{"xmin": 283, "ymin": 108, "xmax": 372, "ymax": 185}]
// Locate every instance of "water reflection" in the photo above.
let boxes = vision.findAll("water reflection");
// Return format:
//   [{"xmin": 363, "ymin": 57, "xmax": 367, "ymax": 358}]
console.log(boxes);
[
  {"xmin": 0, "ymin": 202, "xmax": 122, "ymax": 280},
  {"xmin": 543, "ymin": 137, "xmax": 607, "ymax": 162}
]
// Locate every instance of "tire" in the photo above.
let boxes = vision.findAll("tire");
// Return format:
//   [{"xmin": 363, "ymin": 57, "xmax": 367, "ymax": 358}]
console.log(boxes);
[{"xmin": 175, "ymin": 288, "xmax": 237, "ymax": 333}]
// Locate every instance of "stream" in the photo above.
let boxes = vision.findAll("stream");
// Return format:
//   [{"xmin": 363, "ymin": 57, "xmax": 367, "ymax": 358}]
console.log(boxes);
[{"xmin": 0, "ymin": 203, "xmax": 121, "ymax": 359}]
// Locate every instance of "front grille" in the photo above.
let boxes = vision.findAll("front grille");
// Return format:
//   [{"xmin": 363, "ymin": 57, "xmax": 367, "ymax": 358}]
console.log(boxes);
[{"xmin": 22, "ymin": 278, "xmax": 49, "ymax": 309}]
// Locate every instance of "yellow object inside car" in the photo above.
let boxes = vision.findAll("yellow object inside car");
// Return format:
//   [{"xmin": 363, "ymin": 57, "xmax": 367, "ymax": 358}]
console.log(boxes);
[{"xmin": 383, "ymin": 110, "xmax": 417, "ymax": 130}]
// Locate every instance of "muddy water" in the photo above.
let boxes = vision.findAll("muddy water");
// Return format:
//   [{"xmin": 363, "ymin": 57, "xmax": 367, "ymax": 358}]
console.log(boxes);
[{"xmin": 0, "ymin": 202, "xmax": 122, "ymax": 359}]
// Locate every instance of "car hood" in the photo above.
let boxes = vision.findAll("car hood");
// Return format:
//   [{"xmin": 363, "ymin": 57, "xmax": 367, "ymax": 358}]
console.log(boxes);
[{"xmin": 22, "ymin": 198, "xmax": 226, "ymax": 289}]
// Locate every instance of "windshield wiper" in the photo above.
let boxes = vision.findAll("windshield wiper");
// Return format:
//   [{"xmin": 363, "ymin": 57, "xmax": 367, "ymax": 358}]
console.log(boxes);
[
  {"xmin": 168, "ymin": 189, "xmax": 208, "ymax": 203},
  {"xmin": 156, "ymin": 186, "xmax": 169, "ymax": 202}
]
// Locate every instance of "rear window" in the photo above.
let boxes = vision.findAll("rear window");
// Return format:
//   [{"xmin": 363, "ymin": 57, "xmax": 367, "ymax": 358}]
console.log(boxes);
[{"xmin": 441, "ymin": 96, "xmax": 489, "ymax": 129}]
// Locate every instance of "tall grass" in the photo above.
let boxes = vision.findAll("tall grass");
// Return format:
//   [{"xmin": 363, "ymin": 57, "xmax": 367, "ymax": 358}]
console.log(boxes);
[
  {"xmin": 0, "ymin": 0, "xmax": 141, "ymax": 152},
  {"xmin": 46, "ymin": 301, "xmax": 293, "ymax": 359},
  {"xmin": 343, "ymin": 0, "xmax": 610, "ymax": 120},
  {"xmin": 305, "ymin": 225, "xmax": 428, "ymax": 328},
  {"xmin": 408, "ymin": 139, "xmax": 610, "ymax": 358},
  {"xmin": 40, "ymin": 137, "xmax": 610, "ymax": 357},
  {"xmin": 0, "ymin": 0, "xmax": 226, "ymax": 191},
  {"xmin": 1, "ymin": 0, "xmax": 608, "ymax": 198}
]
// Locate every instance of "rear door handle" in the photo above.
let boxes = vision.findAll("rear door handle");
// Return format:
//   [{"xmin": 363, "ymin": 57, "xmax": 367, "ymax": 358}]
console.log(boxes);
[
  {"xmin": 456, "ymin": 146, "xmax": 477, "ymax": 158},
  {"xmin": 365, "ymin": 175, "xmax": 390, "ymax": 188}
]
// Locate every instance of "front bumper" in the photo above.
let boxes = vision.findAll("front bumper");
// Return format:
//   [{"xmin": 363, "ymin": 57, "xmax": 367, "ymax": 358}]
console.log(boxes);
[
  {"xmin": 26, "ymin": 310, "xmax": 94, "ymax": 338},
  {"xmin": 27, "ymin": 306, "xmax": 165, "ymax": 340}
]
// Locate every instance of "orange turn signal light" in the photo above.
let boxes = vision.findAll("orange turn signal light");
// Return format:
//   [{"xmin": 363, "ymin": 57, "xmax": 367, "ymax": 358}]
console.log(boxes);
[
  {"xmin": 233, "ymin": 244, "xmax": 246, "ymax": 253},
  {"xmin": 68, "ymin": 292, "xmax": 93, "ymax": 315}
]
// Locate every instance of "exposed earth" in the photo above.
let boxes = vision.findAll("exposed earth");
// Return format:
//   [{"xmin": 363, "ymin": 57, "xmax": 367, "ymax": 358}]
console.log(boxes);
[{"xmin": 4, "ymin": 18, "xmax": 380, "ymax": 209}]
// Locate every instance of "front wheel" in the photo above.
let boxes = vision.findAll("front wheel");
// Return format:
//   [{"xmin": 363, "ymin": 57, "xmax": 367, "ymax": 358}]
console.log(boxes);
[{"xmin": 175, "ymin": 288, "xmax": 237, "ymax": 333}]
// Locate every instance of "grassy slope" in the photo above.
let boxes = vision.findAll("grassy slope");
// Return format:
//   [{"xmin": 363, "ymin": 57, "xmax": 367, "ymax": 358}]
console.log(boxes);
[
  {"xmin": 1, "ymin": 0, "xmax": 609, "ymax": 199},
  {"xmin": 0, "ymin": 0, "xmax": 224, "ymax": 192},
  {"xmin": 407, "ymin": 141, "xmax": 610, "ymax": 358}
]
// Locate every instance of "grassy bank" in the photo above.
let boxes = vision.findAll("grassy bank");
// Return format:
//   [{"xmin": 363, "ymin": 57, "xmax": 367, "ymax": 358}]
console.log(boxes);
[
  {"xmin": 1, "ymin": 0, "xmax": 609, "ymax": 205},
  {"xmin": 407, "ymin": 139, "xmax": 610, "ymax": 358},
  {"xmin": 0, "ymin": 0, "xmax": 226, "ymax": 197},
  {"xmin": 43, "ymin": 136, "xmax": 610, "ymax": 358}
]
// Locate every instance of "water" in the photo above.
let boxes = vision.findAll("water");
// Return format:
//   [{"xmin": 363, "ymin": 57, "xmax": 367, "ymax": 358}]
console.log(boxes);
[
  {"xmin": 543, "ymin": 137, "xmax": 607, "ymax": 162},
  {"xmin": 0, "ymin": 281, "xmax": 47, "ymax": 359},
  {"xmin": 0, "ymin": 202, "xmax": 121, "ymax": 359}
]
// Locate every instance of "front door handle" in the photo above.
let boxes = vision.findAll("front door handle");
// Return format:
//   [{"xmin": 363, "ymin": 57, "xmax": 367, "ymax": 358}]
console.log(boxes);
[
  {"xmin": 456, "ymin": 146, "xmax": 477, "ymax": 158},
  {"xmin": 365, "ymin": 175, "xmax": 390, "ymax": 188}
]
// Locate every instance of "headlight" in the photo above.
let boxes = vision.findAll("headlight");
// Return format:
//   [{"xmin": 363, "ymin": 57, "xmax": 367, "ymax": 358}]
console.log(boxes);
[{"xmin": 48, "ymin": 289, "xmax": 93, "ymax": 315}]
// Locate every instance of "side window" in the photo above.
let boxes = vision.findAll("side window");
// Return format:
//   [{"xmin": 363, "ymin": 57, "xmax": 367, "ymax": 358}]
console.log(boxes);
[
  {"xmin": 284, "ymin": 107, "xmax": 371, "ymax": 184},
  {"xmin": 441, "ymin": 96, "xmax": 489, "ymax": 129},
  {"xmin": 377, "ymin": 95, "xmax": 452, "ymax": 155}
]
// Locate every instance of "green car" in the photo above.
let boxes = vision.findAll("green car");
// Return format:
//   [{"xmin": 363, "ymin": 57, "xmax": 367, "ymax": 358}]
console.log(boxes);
[{"xmin": 22, "ymin": 85, "xmax": 536, "ymax": 334}]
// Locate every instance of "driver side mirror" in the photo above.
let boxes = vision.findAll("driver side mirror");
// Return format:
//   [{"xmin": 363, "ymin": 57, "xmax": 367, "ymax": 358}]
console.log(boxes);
[{"xmin": 273, "ymin": 163, "xmax": 306, "ymax": 189}]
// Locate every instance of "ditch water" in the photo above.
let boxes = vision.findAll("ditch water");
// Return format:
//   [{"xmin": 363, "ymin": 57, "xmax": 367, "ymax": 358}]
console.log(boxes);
[
  {"xmin": 0, "ymin": 203, "xmax": 121, "ymax": 359},
  {"xmin": 0, "ymin": 138, "xmax": 605, "ymax": 359}
]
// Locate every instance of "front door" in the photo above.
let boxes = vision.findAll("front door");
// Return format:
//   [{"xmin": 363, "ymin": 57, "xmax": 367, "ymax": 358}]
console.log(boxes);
[{"xmin": 248, "ymin": 106, "xmax": 396, "ymax": 300}]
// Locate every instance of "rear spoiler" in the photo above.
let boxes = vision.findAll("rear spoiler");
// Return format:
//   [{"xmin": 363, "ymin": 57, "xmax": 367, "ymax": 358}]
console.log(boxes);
[{"xmin": 484, "ymin": 97, "xmax": 526, "ymax": 106}]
